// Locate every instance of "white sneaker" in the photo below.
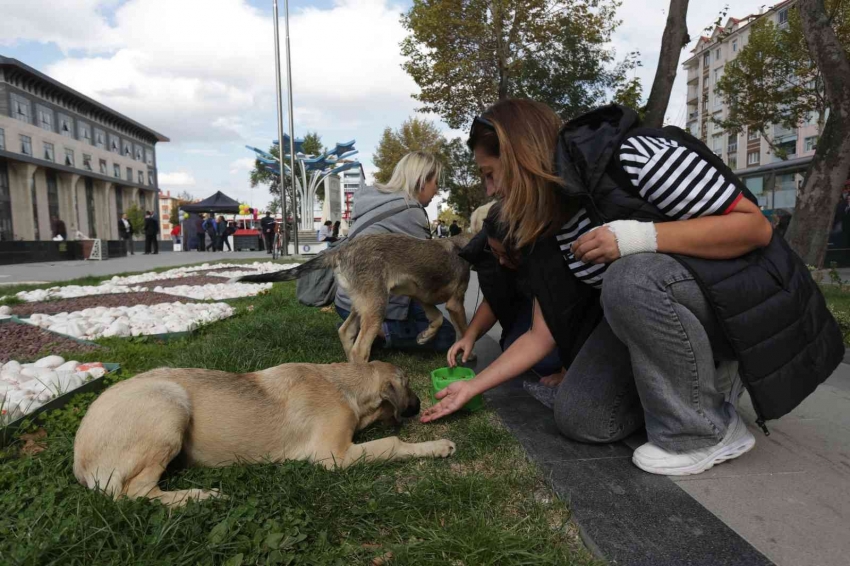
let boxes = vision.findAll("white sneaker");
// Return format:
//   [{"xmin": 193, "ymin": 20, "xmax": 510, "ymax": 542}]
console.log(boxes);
[{"xmin": 632, "ymin": 408, "xmax": 755, "ymax": 476}]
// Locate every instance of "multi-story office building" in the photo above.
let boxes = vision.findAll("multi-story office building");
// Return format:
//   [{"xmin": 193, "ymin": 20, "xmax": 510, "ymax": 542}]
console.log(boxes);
[
  {"xmin": 682, "ymin": 0, "xmax": 819, "ymax": 211},
  {"xmin": 0, "ymin": 56, "xmax": 168, "ymax": 242}
]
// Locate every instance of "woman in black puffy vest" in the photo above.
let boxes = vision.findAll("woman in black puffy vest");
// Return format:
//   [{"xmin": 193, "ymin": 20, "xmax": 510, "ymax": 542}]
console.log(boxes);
[{"xmin": 423, "ymin": 99, "xmax": 843, "ymax": 477}]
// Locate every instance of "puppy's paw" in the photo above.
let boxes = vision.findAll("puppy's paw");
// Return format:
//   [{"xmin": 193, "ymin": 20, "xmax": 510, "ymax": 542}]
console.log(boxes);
[
  {"xmin": 429, "ymin": 439, "xmax": 456, "ymax": 458},
  {"xmin": 416, "ymin": 330, "xmax": 436, "ymax": 345}
]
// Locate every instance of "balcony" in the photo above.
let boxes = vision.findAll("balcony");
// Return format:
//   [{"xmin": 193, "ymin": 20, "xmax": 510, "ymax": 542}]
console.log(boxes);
[{"xmin": 728, "ymin": 143, "xmax": 738, "ymax": 154}]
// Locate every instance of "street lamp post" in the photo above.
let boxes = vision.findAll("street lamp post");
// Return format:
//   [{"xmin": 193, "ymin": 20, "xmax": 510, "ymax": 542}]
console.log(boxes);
[
  {"xmin": 272, "ymin": 0, "xmax": 289, "ymax": 255},
  {"xmin": 283, "ymin": 0, "xmax": 299, "ymax": 252}
]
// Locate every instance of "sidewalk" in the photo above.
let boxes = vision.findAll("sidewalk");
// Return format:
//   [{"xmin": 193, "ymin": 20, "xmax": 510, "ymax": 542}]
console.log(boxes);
[
  {"xmin": 463, "ymin": 273, "xmax": 849, "ymax": 566},
  {"xmin": 0, "ymin": 250, "xmax": 273, "ymax": 284}
]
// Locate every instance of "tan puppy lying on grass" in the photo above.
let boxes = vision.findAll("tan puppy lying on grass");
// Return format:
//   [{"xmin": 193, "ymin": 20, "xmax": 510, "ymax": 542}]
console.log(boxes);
[{"xmin": 74, "ymin": 361, "xmax": 455, "ymax": 507}]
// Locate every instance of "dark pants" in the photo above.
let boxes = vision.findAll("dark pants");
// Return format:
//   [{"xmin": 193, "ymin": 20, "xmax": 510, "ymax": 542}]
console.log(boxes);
[
  {"xmin": 196, "ymin": 232, "xmax": 207, "ymax": 251},
  {"xmin": 144, "ymin": 235, "xmax": 158, "ymax": 254},
  {"xmin": 264, "ymin": 232, "xmax": 274, "ymax": 253},
  {"xmin": 336, "ymin": 301, "xmax": 456, "ymax": 353},
  {"xmin": 222, "ymin": 235, "xmax": 231, "ymax": 251},
  {"xmin": 121, "ymin": 235, "xmax": 134, "ymax": 255},
  {"xmin": 206, "ymin": 232, "xmax": 217, "ymax": 251},
  {"xmin": 501, "ymin": 296, "xmax": 563, "ymax": 376}
]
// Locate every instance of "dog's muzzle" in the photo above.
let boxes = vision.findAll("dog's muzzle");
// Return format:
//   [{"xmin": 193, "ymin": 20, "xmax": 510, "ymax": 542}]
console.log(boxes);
[{"xmin": 401, "ymin": 394, "xmax": 421, "ymax": 418}]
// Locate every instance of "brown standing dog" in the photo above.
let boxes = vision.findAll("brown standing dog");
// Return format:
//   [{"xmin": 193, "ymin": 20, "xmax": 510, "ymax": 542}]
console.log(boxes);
[
  {"xmin": 74, "ymin": 361, "xmax": 455, "ymax": 507},
  {"xmin": 236, "ymin": 233, "xmax": 473, "ymax": 362}
]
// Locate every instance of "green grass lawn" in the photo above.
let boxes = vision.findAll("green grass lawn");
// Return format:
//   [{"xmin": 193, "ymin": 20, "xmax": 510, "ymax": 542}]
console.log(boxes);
[{"xmin": 0, "ymin": 262, "xmax": 598, "ymax": 565}]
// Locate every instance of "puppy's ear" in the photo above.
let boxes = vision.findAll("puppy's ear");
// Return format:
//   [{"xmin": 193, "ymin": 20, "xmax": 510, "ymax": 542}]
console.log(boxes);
[{"xmin": 376, "ymin": 365, "xmax": 406, "ymax": 420}]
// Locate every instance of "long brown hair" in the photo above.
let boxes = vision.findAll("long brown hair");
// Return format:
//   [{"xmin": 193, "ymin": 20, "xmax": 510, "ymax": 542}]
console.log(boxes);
[{"xmin": 468, "ymin": 99, "xmax": 570, "ymax": 249}]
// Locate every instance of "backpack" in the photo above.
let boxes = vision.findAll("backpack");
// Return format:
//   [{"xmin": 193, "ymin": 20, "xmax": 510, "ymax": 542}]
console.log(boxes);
[{"xmin": 295, "ymin": 203, "xmax": 417, "ymax": 307}]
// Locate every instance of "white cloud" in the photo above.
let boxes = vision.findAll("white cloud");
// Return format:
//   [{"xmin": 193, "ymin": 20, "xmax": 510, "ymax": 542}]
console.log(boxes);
[
  {"xmin": 0, "ymin": 0, "xmax": 122, "ymax": 53},
  {"xmin": 229, "ymin": 157, "xmax": 256, "ymax": 175},
  {"xmin": 158, "ymin": 172, "xmax": 196, "ymax": 186}
]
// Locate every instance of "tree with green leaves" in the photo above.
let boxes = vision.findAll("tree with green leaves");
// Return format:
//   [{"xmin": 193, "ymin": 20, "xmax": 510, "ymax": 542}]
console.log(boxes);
[
  {"xmin": 400, "ymin": 0, "xmax": 622, "ymax": 129},
  {"xmin": 373, "ymin": 117, "xmax": 445, "ymax": 184},
  {"xmin": 714, "ymin": 0, "xmax": 850, "ymax": 265},
  {"xmin": 125, "ymin": 203, "xmax": 145, "ymax": 237},
  {"xmin": 249, "ymin": 132, "xmax": 325, "ymax": 212},
  {"xmin": 442, "ymin": 137, "xmax": 490, "ymax": 220}
]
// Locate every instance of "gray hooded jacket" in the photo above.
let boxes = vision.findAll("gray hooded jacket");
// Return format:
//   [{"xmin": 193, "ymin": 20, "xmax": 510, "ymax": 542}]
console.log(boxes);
[{"xmin": 334, "ymin": 184, "xmax": 431, "ymax": 319}]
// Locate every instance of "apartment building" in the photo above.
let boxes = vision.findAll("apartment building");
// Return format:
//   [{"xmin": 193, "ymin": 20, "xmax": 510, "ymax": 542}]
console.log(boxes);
[
  {"xmin": 158, "ymin": 190, "xmax": 180, "ymax": 240},
  {"xmin": 682, "ymin": 0, "xmax": 819, "ymax": 211},
  {"xmin": 0, "ymin": 56, "xmax": 168, "ymax": 242}
]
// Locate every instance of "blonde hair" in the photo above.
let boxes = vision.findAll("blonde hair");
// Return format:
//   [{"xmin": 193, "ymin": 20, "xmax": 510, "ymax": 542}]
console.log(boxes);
[
  {"xmin": 376, "ymin": 151, "xmax": 442, "ymax": 201},
  {"xmin": 467, "ymin": 99, "xmax": 571, "ymax": 249}
]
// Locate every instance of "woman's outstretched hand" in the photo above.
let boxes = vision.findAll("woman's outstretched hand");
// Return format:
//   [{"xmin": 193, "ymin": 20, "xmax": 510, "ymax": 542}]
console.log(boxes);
[
  {"xmin": 420, "ymin": 381, "xmax": 475, "ymax": 423},
  {"xmin": 447, "ymin": 335, "xmax": 476, "ymax": 368}
]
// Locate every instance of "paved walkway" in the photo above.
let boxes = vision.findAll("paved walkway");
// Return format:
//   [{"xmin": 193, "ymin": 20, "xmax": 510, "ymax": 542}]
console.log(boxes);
[
  {"xmin": 0, "ymin": 250, "xmax": 274, "ymax": 284},
  {"xmin": 462, "ymin": 273, "xmax": 848, "ymax": 566}
]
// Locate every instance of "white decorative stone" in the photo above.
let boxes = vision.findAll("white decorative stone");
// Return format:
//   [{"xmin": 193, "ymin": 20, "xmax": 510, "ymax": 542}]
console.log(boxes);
[{"xmin": 35, "ymin": 355, "xmax": 65, "ymax": 368}]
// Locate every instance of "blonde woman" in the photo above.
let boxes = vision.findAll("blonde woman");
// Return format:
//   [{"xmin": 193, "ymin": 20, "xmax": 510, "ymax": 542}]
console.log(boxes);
[{"xmin": 334, "ymin": 151, "xmax": 456, "ymax": 353}]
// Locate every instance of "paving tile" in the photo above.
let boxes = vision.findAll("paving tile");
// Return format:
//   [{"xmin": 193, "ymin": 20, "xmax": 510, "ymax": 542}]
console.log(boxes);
[
  {"xmin": 676, "ymin": 469, "xmax": 849, "ymax": 566},
  {"xmin": 545, "ymin": 457, "xmax": 774, "ymax": 566}
]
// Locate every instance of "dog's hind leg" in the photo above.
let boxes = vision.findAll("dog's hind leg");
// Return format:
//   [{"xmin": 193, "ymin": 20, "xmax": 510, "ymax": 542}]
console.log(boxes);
[
  {"xmin": 350, "ymin": 307, "xmax": 383, "ymax": 362},
  {"xmin": 338, "ymin": 308, "xmax": 360, "ymax": 360},
  {"xmin": 416, "ymin": 303, "xmax": 445, "ymax": 345},
  {"xmin": 321, "ymin": 437, "xmax": 456, "ymax": 468}
]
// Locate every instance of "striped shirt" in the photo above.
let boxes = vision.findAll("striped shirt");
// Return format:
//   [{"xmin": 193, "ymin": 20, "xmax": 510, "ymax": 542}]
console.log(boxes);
[{"xmin": 558, "ymin": 135, "xmax": 743, "ymax": 288}]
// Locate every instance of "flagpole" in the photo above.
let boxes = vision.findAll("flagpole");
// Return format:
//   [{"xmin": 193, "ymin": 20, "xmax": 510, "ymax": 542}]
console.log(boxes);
[
  {"xmin": 272, "ymin": 0, "xmax": 289, "ymax": 255},
  {"xmin": 283, "ymin": 0, "xmax": 299, "ymax": 252}
]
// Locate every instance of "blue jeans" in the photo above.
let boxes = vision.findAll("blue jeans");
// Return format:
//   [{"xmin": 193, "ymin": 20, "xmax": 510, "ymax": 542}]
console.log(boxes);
[
  {"xmin": 501, "ymin": 297, "xmax": 563, "ymax": 376},
  {"xmin": 554, "ymin": 254, "xmax": 737, "ymax": 452},
  {"xmin": 336, "ymin": 301, "xmax": 456, "ymax": 353}
]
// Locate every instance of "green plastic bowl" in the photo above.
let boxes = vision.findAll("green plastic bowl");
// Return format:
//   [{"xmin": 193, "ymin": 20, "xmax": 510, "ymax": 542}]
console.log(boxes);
[{"xmin": 430, "ymin": 367, "xmax": 484, "ymax": 412}]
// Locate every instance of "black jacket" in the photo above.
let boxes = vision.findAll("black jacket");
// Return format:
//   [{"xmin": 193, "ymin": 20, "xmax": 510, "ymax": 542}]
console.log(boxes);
[
  {"xmin": 260, "ymin": 216, "xmax": 275, "ymax": 235},
  {"xmin": 143, "ymin": 216, "xmax": 159, "ymax": 237},
  {"xmin": 118, "ymin": 218, "xmax": 133, "ymax": 238},
  {"xmin": 555, "ymin": 104, "xmax": 844, "ymax": 428}
]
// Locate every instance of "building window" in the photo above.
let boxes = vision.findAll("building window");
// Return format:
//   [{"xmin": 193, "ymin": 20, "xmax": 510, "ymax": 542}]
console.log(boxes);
[
  {"xmin": 46, "ymin": 172, "xmax": 60, "ymax": 224},
  {"xmin": 727, "ymin": 135, "xmax": 738, "ymax": 154},
  {"xmin": 145, "ymin": 148, "xmax": 153, "ymax": 166},
  {"xmin": 115, "ymin": 187, "xmax": 124, "ymax": 216},
  {"xmin": 114, "ymin": 163, "xmax": 121, "ymax": 178},
  {"xmin": 748, "ymin": 128, "xmax": 760, "ymax": 141},
  {"xmin": 83, "ymin": 154, "xmax": 93, "ymax": 171},
  {"xmin": 779, "ymin": 8, "xmax": 789, "ymax": 26},
  {"xmin": 135, "ymin": 145, "xmax": 143, "ymax": 161},
  {"xmin": 11, "ymin": 93, "xmax": 31, "ymax": 124},
  {"xmin": 747, "ymin": 151, "xmax": 760, "ymax": 165},
  {"xmin": 703, "ymin": 52, "xmax": 710, "ymax": 67},
  {"xmin": 138, "ymin": 170, "xmax": 144, "ymax": 184},
  {"xmin": 0, "ymin": 128, "xmax": 4, "ymax": 151},
  {"xmin": 110, "ymin": 134, "xmax": 121, "ymax": 154},
  {"xmin": 712, "ymin": 135, "xmax": 723, "ymax": 156},
  {"xmin": 713, "ymin": 69, "xmax": 721, "ymax": 85},
  {"xmin": 126, "ymin": 167, "xmax": 133, "ymax": 182},
  {"xmin": 65, "ymin": 148, "xmax": 75, "ymax": 167},
  {"xmin": 728, "ymin": 155, "xmax": 738, "ymax": 170},
  {"xmin": 805, "ymin": 136, "xmax": 819, "ymax": 152},
  {"xmin": 732, "ymin": 39, "xmax": 738, "ymax": 53},
  {"xmin": 715, "ymin": 48, "xmax": 721, "ymax": 62},
  {"xmin": 78, "ymin": 122, "xmax": 93, "ymax": 145},
  {"xmin": 20, "ymin": 135, "xmax": 32, "ymax": 156},
  {"xmin": 85, "ymin": 178, "xmax": 97, "ymax": 238},
  {"xmin": 95, "ymin": 128, "xmax": 106, "ymax": 150},
  {"xmin": 43, "ymin": 142, "xmax": 55, "ymax": 162},
  {"xmin": 58, "ymin": 114, "xmax": 75, "ymax": 138},
  {"xmin": 0, "ymin": 162, "xmax": 12, "ymax": 241},
  {"xmin": 99, "ymin": 159, "xmax": 108, "ymax": 175},
  {"xmin": 36, "ymin": 104, "xmax": 54, "ymax": 132},
  {"xmin": 148, "ymin": 171, "xmax": 154, "ymax": 186},
  {"xmin": 30, "ymin": 174, "xmax": 40, "ymax": 240},
  {"xmin": 123, "ymin": 140, "xmax": 133, "ymax": 158}
]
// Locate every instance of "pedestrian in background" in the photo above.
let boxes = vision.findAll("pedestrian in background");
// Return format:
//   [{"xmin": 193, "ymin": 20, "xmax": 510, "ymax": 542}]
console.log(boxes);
[
  {"xmin": 143, "ymin": 211, "xmax": 159, "ymax": 255},
  {"xmin": 118, "ymin": 213, "xmax": 134, "ymax": 255}
]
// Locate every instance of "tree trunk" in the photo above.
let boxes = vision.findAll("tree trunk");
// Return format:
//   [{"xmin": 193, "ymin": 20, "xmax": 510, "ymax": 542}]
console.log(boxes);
[
  {"xmin": 643, "ymin": 0, "xmax": 690, "ymax": 128},
  {"xmin": 785, "ymin": 0, "xmax": 850, "ymax": 267}
]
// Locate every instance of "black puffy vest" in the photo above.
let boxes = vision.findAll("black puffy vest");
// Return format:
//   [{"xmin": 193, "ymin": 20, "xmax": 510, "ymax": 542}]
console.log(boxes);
[{"xmin": 555, "ymin": 105, "xmax": 844, "ymax": 429}]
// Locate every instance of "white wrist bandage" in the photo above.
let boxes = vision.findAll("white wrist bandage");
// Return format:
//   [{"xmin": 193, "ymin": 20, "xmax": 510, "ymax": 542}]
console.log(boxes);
[{"xmin": 605, "ymin": 220, "xmax": 658, "ymax": 257}]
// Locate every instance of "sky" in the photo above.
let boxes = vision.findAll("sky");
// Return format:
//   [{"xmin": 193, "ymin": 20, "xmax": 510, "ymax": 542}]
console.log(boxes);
[{"xmin": 0, "ymin": 0, "xmax": 777, "ymax": 218}]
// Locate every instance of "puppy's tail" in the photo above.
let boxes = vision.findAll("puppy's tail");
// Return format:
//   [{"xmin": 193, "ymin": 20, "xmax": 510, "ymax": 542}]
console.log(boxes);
[{"xmin": 234, "ymin": 248, "xmax": 341, "ymax": 283}]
